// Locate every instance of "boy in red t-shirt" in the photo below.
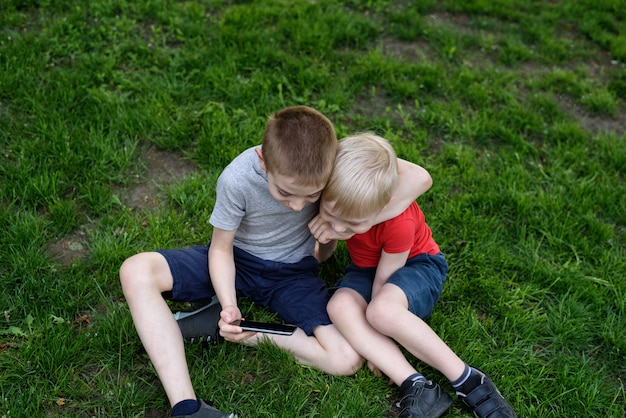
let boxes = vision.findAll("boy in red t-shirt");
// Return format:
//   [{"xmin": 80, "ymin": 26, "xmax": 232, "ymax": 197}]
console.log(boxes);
[{"xmin": 309, "ymin": 133, "xmax": 516, "ymax": 418}]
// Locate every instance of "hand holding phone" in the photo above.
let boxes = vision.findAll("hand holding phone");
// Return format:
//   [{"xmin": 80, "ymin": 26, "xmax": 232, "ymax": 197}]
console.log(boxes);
[{"xmin": 232, "ymin": 319, "xmax": 296, "ymax": 336}]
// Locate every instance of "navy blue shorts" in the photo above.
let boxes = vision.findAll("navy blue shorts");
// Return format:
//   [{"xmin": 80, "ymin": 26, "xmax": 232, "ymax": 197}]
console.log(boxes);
[
  {"xmin": 156, "ymin": 244, "xmax": 331, "ymax": 336},
  {"xmin": 332, "ymin": 252, "xmax": 448, "ymax": 319}
]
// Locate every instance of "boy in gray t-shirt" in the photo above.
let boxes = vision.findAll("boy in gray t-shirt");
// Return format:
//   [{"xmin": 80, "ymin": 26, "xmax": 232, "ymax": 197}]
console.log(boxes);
[{"xmin": 119, "ymin": 106, "xmax": 433, "ymax": 418}]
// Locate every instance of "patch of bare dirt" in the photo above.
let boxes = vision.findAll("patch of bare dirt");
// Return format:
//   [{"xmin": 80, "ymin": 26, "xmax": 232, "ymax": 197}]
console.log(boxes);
[
  {"xmin": 381, "ymin": 37, "xmax": 432, "ymax": 62},
  {"xmin": 47, "ymin": 227, "xmax": 91, "ymax": 267},
  {"xmin": 121, "ymin": 144, "xmax": 198, "ymax": 211},
  {"xmin": 47, "ymin": 145, "xmax": 197, "ymax": 266},
  {"xmin": 566, "ymin": 100, "xmax": 626, "ymax": 136}
]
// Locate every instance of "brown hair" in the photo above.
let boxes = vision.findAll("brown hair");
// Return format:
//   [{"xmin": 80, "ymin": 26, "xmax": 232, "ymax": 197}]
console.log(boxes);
[
  {"xmin": 261, "ymin": 106, "xmax": 337, "ymax": 188},
  {"xmin": 323, "ymin": 133, "xmax": 398, "ymax": 219}
]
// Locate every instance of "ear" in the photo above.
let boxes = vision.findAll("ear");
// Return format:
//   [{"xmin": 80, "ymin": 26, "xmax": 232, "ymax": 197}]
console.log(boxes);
[{"xmin": 255, "ymin": 147, "xmax": 267, "ymax": 172}]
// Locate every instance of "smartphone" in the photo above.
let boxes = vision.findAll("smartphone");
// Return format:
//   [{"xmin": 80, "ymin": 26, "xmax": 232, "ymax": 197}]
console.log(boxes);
[{"xmin": 232, "ymin": 319, "xmax": 296, "ymax": 336}]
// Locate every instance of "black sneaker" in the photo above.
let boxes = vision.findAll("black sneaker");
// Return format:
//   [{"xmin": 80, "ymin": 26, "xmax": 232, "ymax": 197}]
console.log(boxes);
[
  {"xmin": 397, "ymin": 379, "xmax": 453, "ymax": 418},
  {"xmin": 455, "ymin": 367, "xmax": 517, "ymax": 418},
  {"xmin": 172, "ymin": 399, "xmax": 237, "ymax": 418},
  {"xmin": 174, "ymin": 295, "xmax": 222, "ymax": 344}
]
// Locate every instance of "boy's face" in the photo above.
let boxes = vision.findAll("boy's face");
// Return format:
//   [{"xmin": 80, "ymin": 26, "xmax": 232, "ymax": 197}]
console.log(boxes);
[
  {"xmin": 319, "ymin": 199, "xmax": 378, "ymax": 238},
  {"xmin": 257, "ymin": 147, "xmax": 323, "ymax": 211},
  {"xmin": 266, "ymin": 171, "xmax": 323, "ymax": 211}
]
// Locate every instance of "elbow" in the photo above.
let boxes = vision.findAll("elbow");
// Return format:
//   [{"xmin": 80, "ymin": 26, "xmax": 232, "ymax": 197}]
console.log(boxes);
[
  {"xmin": 418, "ymin": 166, "xmax": 433, "ymax": 193},
  {"xmin": 423, "ymin": 166, "xmax": 433, "ymax": 186},
  {"xmin": 425, "ymin": 172, "xmax": 433, "ymax": 191}
]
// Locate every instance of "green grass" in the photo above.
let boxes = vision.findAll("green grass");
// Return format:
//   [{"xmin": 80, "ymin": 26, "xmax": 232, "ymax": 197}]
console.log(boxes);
[{"xmin": 1, "ymin": 0, "xmax": 625, "ymax": 416}]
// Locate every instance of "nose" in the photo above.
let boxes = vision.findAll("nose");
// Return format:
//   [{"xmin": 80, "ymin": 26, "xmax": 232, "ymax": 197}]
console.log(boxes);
[
  {"xmin": 332, "ymin": 223, "xmax": 347, "ymax": 233},
  {"xmin": 289, "ymin": 198, "xmax": 307, "ymax": 211}
]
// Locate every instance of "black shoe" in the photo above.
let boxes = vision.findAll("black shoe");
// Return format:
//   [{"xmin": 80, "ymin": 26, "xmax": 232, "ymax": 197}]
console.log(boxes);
[
  {"xmin": 397, "ymin": 379, "xmax": 453, "ymax": 418},
  {"xmin": 174, "ymin": 296, "xmax": 222, "ymax": 344},
  {"xmin": 455, "ymin": 367, "xmax": 517, "ymax": 418},
  {"xmin": 172, "ymin": 399, "xmax": 237, "ymax": 418}
]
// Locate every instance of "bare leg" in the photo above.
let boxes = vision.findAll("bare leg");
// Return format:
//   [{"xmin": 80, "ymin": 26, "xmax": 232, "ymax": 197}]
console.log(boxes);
[
  {"xmin": 327, "ymin": 288, "xmax": 419, "ymax": 385},
  {"xmin": 366, "ymin": 283, "xmax": 466, "ymax": 382},
  {"xmin": 241, "ymin": 321, "xmax": 363, "ymax": 376},
  {"xmin": 120, "ymin": 252, "xmax": 196, "ymax": 406}
]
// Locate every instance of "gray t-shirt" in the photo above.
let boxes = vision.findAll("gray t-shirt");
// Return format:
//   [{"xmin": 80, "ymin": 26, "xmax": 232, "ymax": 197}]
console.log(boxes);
[{"xmin": 209, "ymin": 146, "xmax": 318, "ymax": 264}]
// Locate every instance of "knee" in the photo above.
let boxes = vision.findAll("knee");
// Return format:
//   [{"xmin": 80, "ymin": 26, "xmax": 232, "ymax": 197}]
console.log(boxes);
[
  {"xmin": 327, "ymin": 292, "xmax": 351, "ymax": 324},
  {"xmin": 119, "ymin": 254, "xmax": 139, "ymax": 287},
  {"xmin": 366, "ymin": 297, "xmax": 394, "ymax": 332},
  {"xmin": 119, "ymin": 252, "xmax": 160, "ymax": 297}
]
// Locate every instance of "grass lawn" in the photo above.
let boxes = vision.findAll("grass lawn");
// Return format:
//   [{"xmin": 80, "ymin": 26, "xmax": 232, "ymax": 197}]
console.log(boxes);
[{"xmin": 1, "ymin": 0, "xmax": 625, "ymax": 417}]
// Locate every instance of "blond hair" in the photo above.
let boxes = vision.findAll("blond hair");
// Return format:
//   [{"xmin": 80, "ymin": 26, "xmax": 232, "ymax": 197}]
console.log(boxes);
[
  {"xmin": 261, "ymin": 106, "xmax": 337, "ymax": 188},
  {"xmin": 324, "ymin": 133, "xmax": 398, "ymax": 219}
]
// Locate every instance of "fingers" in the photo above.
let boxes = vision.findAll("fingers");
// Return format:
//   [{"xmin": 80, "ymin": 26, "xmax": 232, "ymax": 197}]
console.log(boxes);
[
  {"xmin": 309, "ymin": 215, "xmax": 356, "ymax": 242},
  {"xmin": 218, "ymin": 305, "xmax": 257, "ymax": 342},
  {"xmin": 308, "ymin": 215, "xmax": 334, "ymax": 244},
  {"xmin": 219, "ymin": 321, "xmax": 257, "ymax": 342},
  {"xmin": 308, "ymin": 215, "xmax": 327, "ymax": 243},
  {"xmin": 219, "ymin": 320, "xmax": 245, "ymax": 340}
]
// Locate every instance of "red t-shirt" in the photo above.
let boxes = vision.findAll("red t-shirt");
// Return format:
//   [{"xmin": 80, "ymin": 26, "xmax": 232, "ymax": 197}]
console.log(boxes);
[{"xmin": 346, "ymin": 201, "xmax": 439, "ymax": 268}]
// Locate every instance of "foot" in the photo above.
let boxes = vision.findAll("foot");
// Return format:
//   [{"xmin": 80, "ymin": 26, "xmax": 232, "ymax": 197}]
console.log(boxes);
[
  {"xmin": 397, "ymin": 379, "xmax": 453, "ymax": 418},
  {"xmin": 174, "ymin": 295, "xmax": 222, "ymax": 344},
  {"xmin": 455, "ymin": 367, "xmax": 517, "ymax": 418},
  {"xmin": 172, "ymin": 399, "xmax": 237, "ymax": 418}
]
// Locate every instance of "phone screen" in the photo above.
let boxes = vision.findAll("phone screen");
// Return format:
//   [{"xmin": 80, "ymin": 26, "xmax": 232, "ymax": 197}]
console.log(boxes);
[{"xmin": 233, "ymin": 320, "xmax": 296, "ymax": 336}]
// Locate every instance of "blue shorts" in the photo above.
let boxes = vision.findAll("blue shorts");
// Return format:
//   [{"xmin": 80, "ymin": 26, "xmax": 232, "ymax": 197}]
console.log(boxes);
[
  {"xmin": 332, "ymin": 252, "xmax": 448, "ymax": 319},
  {"xmin": 156, "ymin": 244, "xmax": 331, "ymax": 336}
]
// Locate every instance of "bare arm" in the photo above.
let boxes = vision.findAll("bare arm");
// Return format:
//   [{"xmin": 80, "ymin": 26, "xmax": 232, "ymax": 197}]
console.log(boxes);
[
  {"xmin": 315, "ymin": 239, "xmax": 338, "ymax": 263},
  {"xmin": 209, "ymin": 227, "xmax": 261, "ymax": 342},
  {"xmin": 372, "ymin": 249, "xmax": 410, "ymax": 298},
  {"xmin": 374, "ymin": 159, "xmax": 432, "ymax": 224},
  {"xmin": 208, "ymin": 227, "xmax": 240, "ymax": 322}
]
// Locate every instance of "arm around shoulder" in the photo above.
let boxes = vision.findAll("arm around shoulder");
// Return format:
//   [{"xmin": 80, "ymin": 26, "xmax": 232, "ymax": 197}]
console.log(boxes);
[{"xmin": 375, "ymin": 159, "xmax": 432, "ymax": 224}]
